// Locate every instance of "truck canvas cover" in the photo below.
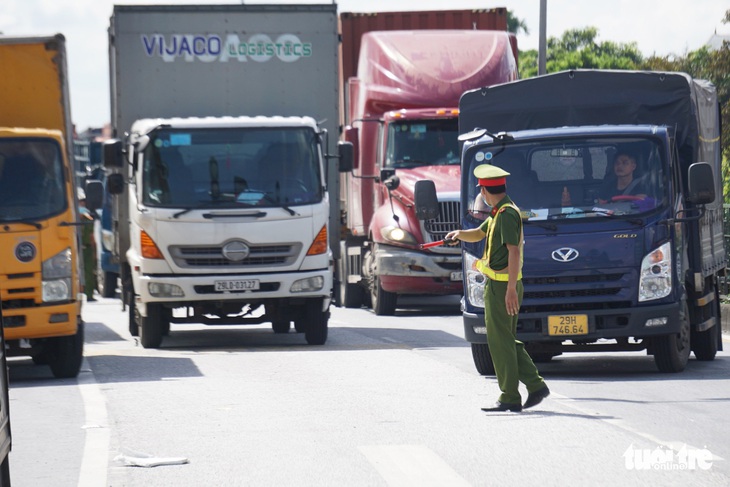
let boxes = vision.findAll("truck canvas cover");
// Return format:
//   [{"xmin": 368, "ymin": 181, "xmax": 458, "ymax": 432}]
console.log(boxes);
[{"xmin": 460, "ymin": 70, "xmax": 718, "ymax": 176}]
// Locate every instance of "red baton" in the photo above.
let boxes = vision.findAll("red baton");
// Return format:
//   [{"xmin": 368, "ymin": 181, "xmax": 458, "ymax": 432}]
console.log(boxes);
[
  {"xmin": 420, "ymin": 237, "xmax": 457, "ymax": 249},
  {"xmin": 420, "ymin": 240, "xmax": 445, "ymax": 249}
]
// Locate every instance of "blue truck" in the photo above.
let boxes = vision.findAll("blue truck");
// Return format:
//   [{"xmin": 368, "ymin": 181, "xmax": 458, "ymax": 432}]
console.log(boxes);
[{"xmin": 417, "ymin": 69, "xmax": 725, "ymax": 373}]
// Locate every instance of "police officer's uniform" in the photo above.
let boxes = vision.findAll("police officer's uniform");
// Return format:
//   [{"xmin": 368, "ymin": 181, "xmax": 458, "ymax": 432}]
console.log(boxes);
[{"xmin": 474, "ymin": 164, "xmax": 548, "ymax": 411}]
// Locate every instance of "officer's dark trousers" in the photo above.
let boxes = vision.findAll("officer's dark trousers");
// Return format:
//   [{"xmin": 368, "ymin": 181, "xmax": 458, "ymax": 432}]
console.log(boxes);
[{"xmin": 485, "ymin": 279, "xmax": 545, "ymax": 404}]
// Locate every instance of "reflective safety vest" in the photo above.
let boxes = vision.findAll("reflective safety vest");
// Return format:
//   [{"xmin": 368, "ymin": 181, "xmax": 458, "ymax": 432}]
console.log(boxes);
[{"xmin": 475, "ymin": 202, "xmax": 524, "ymax": 281}]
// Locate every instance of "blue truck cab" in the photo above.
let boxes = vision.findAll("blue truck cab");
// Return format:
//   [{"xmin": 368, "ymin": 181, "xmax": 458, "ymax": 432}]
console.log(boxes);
[{"xmin": 416, "ymin": 70, "xmax": 725, "ymax": 373}]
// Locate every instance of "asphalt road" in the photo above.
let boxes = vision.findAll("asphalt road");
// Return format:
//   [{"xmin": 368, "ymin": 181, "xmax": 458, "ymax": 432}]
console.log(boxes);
[{"xmin": 7, "ymin": 296, "xmax": 730, "ymax": 486}]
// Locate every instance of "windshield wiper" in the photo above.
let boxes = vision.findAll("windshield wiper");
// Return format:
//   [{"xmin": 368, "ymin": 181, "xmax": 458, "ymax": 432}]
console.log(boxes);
[
  {"xmin": 261, "ymin": 193, "xmax": 296, "ymax": 216},
  {"xmin": 524, "ymin": 220, "xmax": 557, "ymax": 231}
]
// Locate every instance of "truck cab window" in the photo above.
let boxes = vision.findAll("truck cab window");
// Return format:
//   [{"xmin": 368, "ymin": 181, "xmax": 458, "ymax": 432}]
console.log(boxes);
[{"xmin": 385, "ymin": 118, "xmax": 459, "ymax": 168}]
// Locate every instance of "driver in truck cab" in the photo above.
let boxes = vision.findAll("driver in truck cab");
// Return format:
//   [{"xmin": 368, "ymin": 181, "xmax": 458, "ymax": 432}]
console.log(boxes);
[{"xmin": 597, "ymin": 151, "xmax": 649, "ymax": 203}]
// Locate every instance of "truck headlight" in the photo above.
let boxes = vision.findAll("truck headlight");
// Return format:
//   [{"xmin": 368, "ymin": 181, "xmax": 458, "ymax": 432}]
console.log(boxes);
[
  {"xmin": 148, "ymin": 282, "xmax": 185, "ymax": 298},
  {"xmin": 463, "ymin": 252, "xmax": 485, "ymax": 308},
  {"xmin": 380, "ymin": 226, "xmax": 418, "ymax": 246},
  {"xmin": 291, "ymin": 276, "xmax": 324, "ymax": 293},
  {"xmin": 639, "ymin": 242, "xmax": 672, "ymax": 302},
  {"xmin": 42, "ymin": 248, "xmax": 72, "ymax": 302}
]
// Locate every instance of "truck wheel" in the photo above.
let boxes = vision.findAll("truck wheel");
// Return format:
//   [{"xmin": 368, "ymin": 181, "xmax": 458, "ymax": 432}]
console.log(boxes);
[
  {"xmin": 128, "ymin": 298, "xmax": 139, "ymax": 337},
  {"xmin": 272, "ymin": 320, "xmax": 291, "ymax": 333},
  {"xmin": 303, "ymin": 299, "xmax": 328, "ymax": 345},
  {"xmin": 338, "ymin": 241, "xmax": 363, "ymax": 308},
  {"xmin": 692, "ymin": 325, "xmax": 719, "ymax": 361},
  {"xmin": 371, "ymin": 275, "xmax": 397, "ymax": 316},
  {"xmin": 139, "ymin": 303, "xmax": 164, "ymax": 349},
  {"xmin": 471, "ymin": 343, "xmax": 495, "ymax": 376},
  {"xmin": 653, "ymin": 301, "xmax": 691, "ymax": 373},
  {"xmin": 100, "ymin": 271, "xmax": 118, "ymax": 298},
  {"xmin": 47, "ymin": 320, "xmax": 84, "ymax": 379}
]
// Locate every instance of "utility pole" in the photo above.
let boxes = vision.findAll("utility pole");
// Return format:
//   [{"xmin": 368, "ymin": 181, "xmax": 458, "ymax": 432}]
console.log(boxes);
[{"xmin": 538, "ymin": 0, "xmax": 547, "ymax": 75}]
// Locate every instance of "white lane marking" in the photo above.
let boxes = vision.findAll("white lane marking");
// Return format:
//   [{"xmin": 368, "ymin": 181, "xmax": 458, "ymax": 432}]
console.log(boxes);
[
  {"xmin": 360, "ymin": 444, "xmax": 471, "ymax": 487},
  {"xmin": 552, "ymin": 391, "xmax": 725, "ymax": 462},
  {"xmin": 77, "ymin": 360, "xmax": 109, "ymax": 487}
]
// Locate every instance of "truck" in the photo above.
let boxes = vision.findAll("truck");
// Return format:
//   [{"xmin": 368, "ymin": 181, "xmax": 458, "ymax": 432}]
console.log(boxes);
[
  {"xmin": 337, "ymin": 9, "xmax": 518, "ymax": 315},
  {"xmin": 0, "ymin": 34, "xmax": 101, "ymax": 378},
  {"xmin": 417, "ymin": 69, "xmax": 724, "ymax": 373},
  {"xmin": 105, "ymin": 4, "xmax": 351, "ymax": 348}
]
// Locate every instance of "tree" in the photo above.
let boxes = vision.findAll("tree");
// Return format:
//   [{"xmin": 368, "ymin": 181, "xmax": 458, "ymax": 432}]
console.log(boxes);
[
  {"xmin": 507, "ymin": 10, "xmax": 529, "ymax": 36},
  {"xmin": 518, "ymin": 27, "xmax": 642, "ymax": 78}
]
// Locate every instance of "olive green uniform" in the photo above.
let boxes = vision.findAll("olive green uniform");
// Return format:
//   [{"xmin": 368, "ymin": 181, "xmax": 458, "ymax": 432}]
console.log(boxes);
[{"xmin": 479, "ymin": 196, "xmax": 545, "ymax": 405}]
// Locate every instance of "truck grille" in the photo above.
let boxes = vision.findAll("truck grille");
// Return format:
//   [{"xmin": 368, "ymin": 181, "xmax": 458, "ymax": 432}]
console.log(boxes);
[
  {"xmin": 170, "ymin": 243, "xmax": 302, "ymax": 269},
  {"xmin": 521, "ymin": 272, "xmax": 630, "ymax": 313},
  {"xmin": 424, "ymin": 201, "xmax": 460, "ymax": 242}
]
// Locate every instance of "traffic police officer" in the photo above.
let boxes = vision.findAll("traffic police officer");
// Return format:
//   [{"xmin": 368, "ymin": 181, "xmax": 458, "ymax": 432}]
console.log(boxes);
[{"xmin": 446, "ymin": 164, "xmax": 550, "ymax": 412}]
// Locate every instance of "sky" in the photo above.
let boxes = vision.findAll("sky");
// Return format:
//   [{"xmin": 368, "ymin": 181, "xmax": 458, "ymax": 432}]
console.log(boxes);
[{"xmin": 2, "ymin": 0, "xmax": 728, "ymax": 131}]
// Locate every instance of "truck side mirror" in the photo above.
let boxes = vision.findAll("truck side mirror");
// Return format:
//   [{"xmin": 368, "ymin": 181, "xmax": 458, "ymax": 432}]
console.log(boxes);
[
  {"xmin": 338, "ymin": 140, "xmax": 354, "ymax": 172},
  {"xmin": 84, "ymin": 180, "xmax": 104, "ymax": 212},
  {"xmin": 380, "ymin": 168, "xmax": 399, "ymax": 191},
  {"xmin": 344, "ymin": 126, "xmax": 359, "ymax": 169},
  {"xmin": 414, "ymin": 180, "xmax": 439, "ymax": 220},
  {"xmin": 106, "ymin": 173, "xmax": 125, "ymax": 195},
  {"xmin": 687, "ymin": 162, "xmax": 715, "ymax": 204},
  {"xmin": 103, "ymin": 139, "xmax": 124, "ymax": 169}
]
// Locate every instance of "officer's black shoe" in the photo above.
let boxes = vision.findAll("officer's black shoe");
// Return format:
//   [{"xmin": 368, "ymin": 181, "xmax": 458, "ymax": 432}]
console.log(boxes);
[
  {"xmin": 523, "ymin": 385, "xmax": 550, "ymax": 409},
  {"xmin": 481, "ymin": 401, "xmax": 522, "ymax": 413}
]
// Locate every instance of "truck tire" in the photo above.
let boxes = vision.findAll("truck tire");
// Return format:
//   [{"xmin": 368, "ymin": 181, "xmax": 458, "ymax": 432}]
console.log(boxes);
[
  {"xmin": 303, "ymin": 299, "xmax": 328, "ymax": 345},
  {"xmin": 47, "ymin": 320, "xmax": 84, "ymax": 379},
  {"xmin": 471, "ymin": 343, "xmax": 495, "ymax": 375},
  {"xmin": 128, "ymin": 297, "xmax": 139, "ymax": 337},
  {"xmin": 371, "ymin": 275, "xmax": 397, "ymax": 316},
  {"xmin": 338, "ymin": 242, "xmax": 363, "ymax": 308},
  {"xmin": 272, "ymin": 320, "xmax": 291, "ymax": 333},
  {"xmin": 653, "ymin": 301, "xmax": 691, "ymax": 373},
  {"xmin": 692, "ymin": 325, "xmax": 719, "ymax": 361},
  {"xmin": 100, "ymin": 270, "xmax": 118, "ymax": 298},
  {"xmin": 139, "ymin": 303, "xmax": 164, "ymax": 349}
]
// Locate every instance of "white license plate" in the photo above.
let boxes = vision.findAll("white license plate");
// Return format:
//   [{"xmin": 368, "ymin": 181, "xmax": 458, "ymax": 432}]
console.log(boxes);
[
  {"xmin": 450, "ymin": 271, "xmax": 463, "ymax": 281},
  {"xmin": 214, "ymin": 279, "xmax": 260, "ymax": 292}
]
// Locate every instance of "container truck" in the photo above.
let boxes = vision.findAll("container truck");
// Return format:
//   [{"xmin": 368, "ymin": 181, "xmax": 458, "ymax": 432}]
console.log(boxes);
[
  {"xmin": 0, "ymin": 34, "xmax": 101, "ymax": 378},
  {"xmin": 105, "ymin": 4, "xmax": 351, "ymax": 348},
  {"xmin": 337, "ymin": 14, "xmax": 518, "ymax": 315},
  {"xmin": 417, "ymin": 69, "xmax": 724, "ymax": 373}
]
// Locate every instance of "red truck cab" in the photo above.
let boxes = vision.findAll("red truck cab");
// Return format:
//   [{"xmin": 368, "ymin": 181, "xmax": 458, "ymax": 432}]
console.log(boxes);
[{"xmin": 339, "ymin": 29, "xmax": 517, "ymax": 314}]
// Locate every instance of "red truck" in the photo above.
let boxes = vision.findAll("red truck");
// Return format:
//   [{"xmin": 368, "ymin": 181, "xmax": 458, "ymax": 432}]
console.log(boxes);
[{"xmin": 337, "ymin": 9, "xmax": 518, "ymax": 315}]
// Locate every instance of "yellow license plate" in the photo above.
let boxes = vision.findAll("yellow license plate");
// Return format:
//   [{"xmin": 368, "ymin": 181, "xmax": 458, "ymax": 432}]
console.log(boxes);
[{"xmin": 548, "ymin": 315, "xmax": 588, "ymax": 336}]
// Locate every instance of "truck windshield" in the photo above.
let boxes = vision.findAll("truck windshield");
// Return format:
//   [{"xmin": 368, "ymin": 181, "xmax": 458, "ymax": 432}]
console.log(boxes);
[
  {"xmin": 465, "ymin": 137, "xmax": 667, "ymax": 222},
  {"xmin": 142, "ymin": 127, "xmax": 322, "ymax": 209},
  {"xmin": 0, "ymin": 139, "xmax": 67, "ymax": 221},
  {"xmin": 385, "ymin": 118, "xmax": 459, "ymax": 168}
]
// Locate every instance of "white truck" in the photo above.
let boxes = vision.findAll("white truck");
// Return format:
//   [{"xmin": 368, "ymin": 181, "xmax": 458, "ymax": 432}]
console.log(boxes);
[{"xmin": 104, "ymin": 4, "xmax": 351, "ymax": 348}]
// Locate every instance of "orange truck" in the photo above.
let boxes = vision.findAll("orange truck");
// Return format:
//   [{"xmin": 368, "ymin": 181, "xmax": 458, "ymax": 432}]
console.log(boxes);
[{"xmin": 0, "ymin": 34, "xmax": 101, "ymax": 378}]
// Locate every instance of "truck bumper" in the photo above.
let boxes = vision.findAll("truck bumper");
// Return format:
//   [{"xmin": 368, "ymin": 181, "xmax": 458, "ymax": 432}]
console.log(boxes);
[
  {"xmin": 463, "ymin": 301, "xmax": 681, "ymax": 344},
  {"xmin": 134, "ymin": 268, "xmax": 332, "ymax": 311},
  {"xmin": 374, "ymin": 244, "xmax": 463, "ymax": 295},
  {"xmin": 4, "ymin": 301, "xmax": 78, "ymax": 340}
]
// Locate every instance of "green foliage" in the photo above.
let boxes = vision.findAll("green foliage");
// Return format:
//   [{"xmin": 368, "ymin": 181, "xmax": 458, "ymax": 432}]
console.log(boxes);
[
  {"xmin": 507, "ymin": 10, "xmax": 529, "ymax": 35},
  {"xmin": 518, "ymin": 27, "xmax": 643, "ymax": 78}
]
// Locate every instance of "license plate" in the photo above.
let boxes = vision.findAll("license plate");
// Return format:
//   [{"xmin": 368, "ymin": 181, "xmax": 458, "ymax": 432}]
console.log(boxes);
[
  {"xmin": 548, "ymin": 314, "xmax": 588, "ymax": 336},
  {"xmin": 450, "ymin": 271, "xmax": 463, "ymax": 281},
  {"xmin": 214, "ymin": 279, "xmax": 260, "ymax": 292}
]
